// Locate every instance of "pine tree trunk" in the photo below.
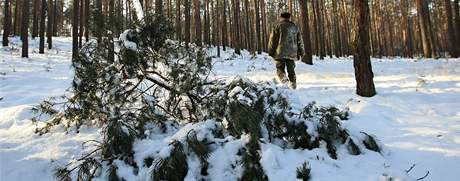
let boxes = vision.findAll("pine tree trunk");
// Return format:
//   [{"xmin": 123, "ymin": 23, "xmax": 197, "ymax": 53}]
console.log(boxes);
[
  {"xmin": 254, "ymin": 0, "xmax": 261, "ymax": 54},
  {"xmin": 72, "ymin": 0, "xmax": 79, "ymax": 59},
  {"xmin": 222, "ymin": 0, "xmax": 227, "ymax": 50},
  {"xmin": 156, "ymin": 0, "xmax": 163, "ymax": 14},
  {"xmin": 353, "ymin": 0, "xmax": 376, "ymax": 97},
  {"xmin": 78, "ymin": 0, "xmax": 84, "ymax": 47},
  {"xmin": 85, "ymin": 0, "xmax": 89, "ymax": 41},
  {"xmin": 184, "ymin": 0, "xmax": 191, "ymax": 43},
  {"xmin": 204, "ymin": 0, "xmax": 210, "ymax": 46},
  {"xmin": 39, "ymin": 0, "xmax": 46, "ymax": 53},
  {"xmin": 216, "ymin": 0, "xmax": 221, "ymax": 56},
  {"xmin": 244, "ymin": 0, "xmax": 251, "ymax": 52},
  {"xmin": 312, "ymin": 0, "xmax": 318, "ymax": 55},
  {"xmin": 32, "ymin": 0, "xmax": 39, "ymax": 38},
  {"xmin": 299, "ymin": 0, "xmax": 312, "ymax": 65},
  {"xmin": 401, "ymin": 0, "xmax": 413, "ymax": 58},
  {"xmin": 416, "ymin": 0, "xmax": 433, "ymax": 58},
  {"xmin": 13, "ymin": 0, "xmax": 21, "ymax": 36},
  {"xmin": 52, "ymin": 0, "xmax": 58, "ymax": 36},
  {"xmin": 233, "ymin": 0, "xmax": 241, "ymax": 54},
  {"xmin": 193, "ymin": 0, "xmax": 201, "ymax": 46},
  {"xmin": 21, "ymin": 0, "xmax": 30, "ymax": 58},
  {"xmin": 175, "ymin": 0, "xmax": 181, "ymax": 41},
  {"xmin": 2, "ymin": 0, "xmax": 11, "ymax": 46},
  {"xmin": 47, "ymin": 0, "xmax": 53, "ymax": 49},
  {"xmin": 453, "ymin": 0, "xmax": 460, "ymax": 49},
  {"xmin": 95, "ymin": 0, "xmax": 103, "ymax": 43},
  {"xmin": 261, "ymin": 0, "xmax": 267, "ymax": 51},
  {"xmin": 316, "ymin": 0, "xmax": 325, "ymax": 59},
  {"xmin": 332, "ymin": 0, "xmax": 342, "ymax": 57},
  {"xmin": 445, "ymin": 0, "xmax": 458, "ymax": 57}
]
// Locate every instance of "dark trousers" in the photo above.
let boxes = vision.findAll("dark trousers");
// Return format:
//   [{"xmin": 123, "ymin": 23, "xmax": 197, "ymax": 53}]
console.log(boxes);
[{"xmin": 275, "ymin": 59, "xmax": 296, "ymax": 82}]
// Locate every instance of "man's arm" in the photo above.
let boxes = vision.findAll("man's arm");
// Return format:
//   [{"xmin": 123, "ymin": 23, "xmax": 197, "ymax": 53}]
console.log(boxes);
[
  {"xmin": 297, "ymin": 28, "xmax": 305, "ymax": 59},
  {"xmin": 268, "ymin": 26, "xmax": 279, "ymax": 57}
]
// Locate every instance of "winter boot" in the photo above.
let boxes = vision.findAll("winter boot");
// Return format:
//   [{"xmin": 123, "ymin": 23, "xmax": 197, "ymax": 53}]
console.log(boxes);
[{"xmin": 289, "ymin": 81, "xmax": 297, "ymax": 90}]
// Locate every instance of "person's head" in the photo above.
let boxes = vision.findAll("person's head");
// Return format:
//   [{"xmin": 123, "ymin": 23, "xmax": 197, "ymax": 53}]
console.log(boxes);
[{"xmin": 280, "ymin": 12, "xmax": 291, "ymax": 20}]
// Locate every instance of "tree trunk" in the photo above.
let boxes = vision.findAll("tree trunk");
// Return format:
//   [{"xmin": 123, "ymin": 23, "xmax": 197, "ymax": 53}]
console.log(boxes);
[
  {"xmin": 21, "ymin": 0, "xmax": 30, "ymax": 58},
  {"xmin": 261, "ymin": 0, "xmax": 267, "ymax": 51},
  {"xmin": 193, "ymin": 0, "xmax": 201, "ymax": 46},
  {"xmin": 445, "ymin": 0, "xmax": 459, "ymax": 57},
  {"xmin": 254, "ymin": 0, "xmax": 262, "ymax": 54},
  {"xmin": 72, "ymin": 0, "xmax": 79, "ymax": 59},
  {"xmin": 85, "ymin": 0, "xmax": 90, "ymax": 41},
  {"xmin": 39, "ymin": 0, "xmax": 46, "ymax": 53},
  {"xmin": 353, "ymin": 0, "xmax": 376, "ymax": 97},
  {"xmin": 2, "ymin": 0, "xmax": 11, "ymax": 46},
  {"xmin": 156, "ymin": 0, "xmax": 163, "ymax": 14},
  {"xmin": 184, "ymin": 0, "xmax": 191, "ymax": 43},
  {"xmin": 52, "ymin": 0, "xmax": 58, "ymax": 36},
  {"xmin": 13, "ymin": 0, "xmax": 21, "ymax": 36},
  {"xmin": 312, "ymin": 0, "xmax": 319, "ymax": 55},
  {"xmin": 316, "ymin": 0, "xmax": 325, "ymax": 59},
  {"xmin": 401, "ymin": 0, "xmax": 413, "ymax": 57},
  {"xmin": 244, "ymin": 0, "xmax": 251, "ymax": 52},
  {"xmin": 453, "ymin": 0, "xmax": 460, "ymax": 48},
  {"xmin": 216, "ymin": 0, "xmax": 221, "ymax": 56},
  {"xmin": 204, "ymin": 0, "xmax": 210, "ymax": 45},
  {"xmin": 47, "ymin": 0, "xmax": 53, "ymax": 49},
  {"xmin": 332, "ymin": 0, "xmax": 342, "ymax": 57},
  {"xmin": 299, "ymin": 0, "xmax": 313, "ymax": 65},
  {"xmin": 175, "ymin": 0, "xmax": 181, "ymax": 41},
  {"xmin": 222, "ymin": 0, "xmax": 228, "ymax": 50},
  {"xmin": 232, "ymin": 0, "xmax": 241, "ymax": 54},
  {"xmin": 416, "ymin": 0, "xmax": 433, "ymax": 58},
  {"xmin": 95, "ymin": 0, "xmax": 103, "ymax": 43},
  {"xmin": 78, "ymin": 0, "xmax": 84, "ymax": 47},
  {"xmin": 32, "ymin": 0, "xmax": 40, "ymax": 38}
]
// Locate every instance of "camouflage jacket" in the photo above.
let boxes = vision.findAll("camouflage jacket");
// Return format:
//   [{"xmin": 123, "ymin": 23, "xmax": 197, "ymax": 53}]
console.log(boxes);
[{"xmin": 268, "ymin": 19, "xmax": 305, "ymax": 61}]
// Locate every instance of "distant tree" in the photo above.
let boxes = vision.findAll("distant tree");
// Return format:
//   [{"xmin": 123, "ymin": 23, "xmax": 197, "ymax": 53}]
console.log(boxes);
[
  {"xmin": 353, "ymin": 0, "xmax": 376, "ymax": 97},
  {"xmin": 400, "ymin": 0, "xmax": 414, "ymax": 58},
  {"xmin": 454, "ymin": 0, "xmax": 460, "ymax": 48},
  {"xmin": 184, "ymin": 0, "xmax": 191, "ymax": 43},
  {"xmin": 47, "ymin": 0, "xmax": 53, "ymax": 49},
  {"xmin": 445, "ymin": 0, "xmax": 459, "ymax": 57},
  {"xmin": 2, "ymin": 0, "xmax": 11, "ymax": 46},
  {"xmin": 299, "ymin": 0, "xmax": 313, "ymax": 65},
  {"xmin": 416, "ymin": 0, "xmax": 436, "ymax": 58},
  {"xmin": 95, "ymin": 0, "xmax": 103, "ymax": 43},
  {"xmin": 72, "ymin": 0, "xmax": 79, "ymax": 59},
  {"xmin": 39, "ymin": 0, "xmax": 46, "ymax": 54},
  {"xmin": 204, "ymin": 0, "xmax": 210, "ymax": 45},
  {"xmin": 193, "ymin": 0, "xmax": 201, "ymax": 46},
  {"xmin": 21, "ymin": 0, "xmax": 30, "ymax": 58},
  {"xmin": 32, "ymin": 0, "xmax": 40, "ymax": 38},
  {"xmin": 254, "ymin": 0, "xmax": 261, "ymax": 54},
  {"xmin": 156, "ymin": 0, "xmax": 163, "ymax": 14},
  {"xmin": 221, "ymin": 0, "xmax": 228, "ymax": 51},
  {"xmin": 175, "ymin": 0, "xmax": 181, "ymax": 41},
  {"xmin": 84, "ymin": 0, "xmax": 89, "ymax": 41},
  {"xmin": 232, "ymin": 0, "xmax": 240, "ymax": 54},
  {"xmin": 13, "ymin": 0, "xmax": 21, "ymax": 36},
  {"xmin": 314, "ymin": 0, "xmax": 325, "ymax": 59}
]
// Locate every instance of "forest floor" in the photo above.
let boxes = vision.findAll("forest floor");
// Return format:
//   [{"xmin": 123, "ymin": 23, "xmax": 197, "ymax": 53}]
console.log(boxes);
[{"xmin": 1, "ymin": 37, "xmax": 460, "ymax": 181}]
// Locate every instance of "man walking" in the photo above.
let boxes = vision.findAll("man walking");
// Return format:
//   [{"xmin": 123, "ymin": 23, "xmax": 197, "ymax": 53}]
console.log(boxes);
[{"xmin": 268, "ymin": 12, "xmax": 304, "ymax": 90}]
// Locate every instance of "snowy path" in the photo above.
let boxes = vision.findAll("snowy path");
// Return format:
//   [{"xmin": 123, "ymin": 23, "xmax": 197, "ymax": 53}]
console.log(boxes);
[{"xmin": 1, "ymin": 39, "xmax": 460, "ymax": 180}]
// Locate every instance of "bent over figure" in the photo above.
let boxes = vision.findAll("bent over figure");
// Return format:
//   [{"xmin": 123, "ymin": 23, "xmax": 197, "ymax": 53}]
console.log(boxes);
[{"xmin": 268, "ymin": 12, "xmax": 304, "ymax": 90}]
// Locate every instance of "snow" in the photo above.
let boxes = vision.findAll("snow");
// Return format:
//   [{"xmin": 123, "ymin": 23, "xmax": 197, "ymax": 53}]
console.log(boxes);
[{"xmin": 1, "ymin": 37, "xmax": 460, "ymax": 181}]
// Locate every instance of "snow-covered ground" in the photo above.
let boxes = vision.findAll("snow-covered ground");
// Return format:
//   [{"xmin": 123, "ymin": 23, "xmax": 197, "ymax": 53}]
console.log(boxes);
[{"xmin": 1, "ymin": 37, "xmax": 460, "ymax": 181}]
